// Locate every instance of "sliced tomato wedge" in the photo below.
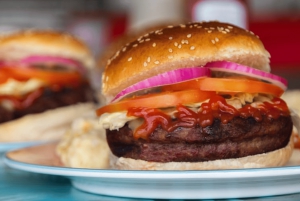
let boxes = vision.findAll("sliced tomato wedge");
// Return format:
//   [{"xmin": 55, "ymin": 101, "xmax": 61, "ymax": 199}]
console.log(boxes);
[
  {"xmin": 96, "ymin": 89, "xmax": 215, "ymax": 116},
  {"xmin": 0, "ymin": 71, "xmax": 9, "ymax": 84},
  {"xmin": 0, "ymin": 66, "xmax": 82, "ymax": 85},
  {"xmin": 163, "ymin": 77, "xmax": 284, "ymax": 97}
]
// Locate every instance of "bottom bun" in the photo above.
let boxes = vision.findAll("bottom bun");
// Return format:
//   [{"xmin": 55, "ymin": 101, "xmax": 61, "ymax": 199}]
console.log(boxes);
[
  {"xmin": 110, "ymin": 134, "xmax": 294, "ymax": 170},
  {"xmin": 0, "ymin": 102, "xmax": 96, "ymax": 142}
]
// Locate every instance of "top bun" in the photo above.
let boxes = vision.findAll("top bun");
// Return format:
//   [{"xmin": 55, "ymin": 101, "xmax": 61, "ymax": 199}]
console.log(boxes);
[
  {"xmin": 0, "ymin": 30, "xmax": 95, "ymax": 69},
  {"xmin": 98, "ymin": 22, "xmax": 183, "ymax": 69},
  {"xmin": 102, "ymin": 21, "xmax": 270, "ymax": 101}
]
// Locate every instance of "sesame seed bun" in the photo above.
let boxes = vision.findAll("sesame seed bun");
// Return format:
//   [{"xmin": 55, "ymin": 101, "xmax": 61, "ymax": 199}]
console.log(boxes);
[
  {"xmin": 102, "ymin": 21, "xmax": 270, "ymax": 101},
  {"xmin": 0, "ymin": 30, "xmax": 95, "ymax": 69},
  {"xmin": 97, "ymin": 22, "xmax": 183, "ymax": 69}
]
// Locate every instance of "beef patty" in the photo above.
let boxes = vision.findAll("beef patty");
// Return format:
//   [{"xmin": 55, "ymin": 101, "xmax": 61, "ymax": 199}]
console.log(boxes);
[
  {"xmin": 0, "ymin": 83, "xmax": 96, "ymax": 123},
  {"xmin": 106, "ymin": 115, "xmax": 293, "ymax": 162}
]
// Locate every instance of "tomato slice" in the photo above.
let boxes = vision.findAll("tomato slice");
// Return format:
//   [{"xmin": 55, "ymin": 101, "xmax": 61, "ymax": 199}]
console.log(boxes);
[
  {"xmin": 0, "ymin": 71, "xmax": 9, "ymax": 84},
  {"xmin": 96, "ymin": 89, "xmax": 215, "ymax": 116},
  {"xmin": 163, "ymin": 77, "xmax": 284, "ymax": 97},
  {"xmin": 0, "ymin": 66, "xmax": 82, "ymax": 85}
]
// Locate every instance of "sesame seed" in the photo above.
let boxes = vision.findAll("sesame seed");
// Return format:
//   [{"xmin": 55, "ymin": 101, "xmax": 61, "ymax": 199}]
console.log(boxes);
[
  {"xmin": 137, "ymin": 37, "xmax": 143, "ymax": 41},
  {"xmin": 193, "ymin": 24, "xmax": 198, "ymax": 27},
  {"xmin": 133, "ymin": 44, "xmax": 138, "ymax": 47},
  {"xmin": 222, "ymin": 31, "xmax": 227, "ymax": 34},
  {"xmin": 190, "ymin": 46, "xmax": 195, "ymax": 50},
  {"xmin": 197, "ymin": 26, "xmax": 202, "ymax": 28},
  {"xmin": 174, "ymin": 42, "xmax": 178, "ymax": 46},
  {"xmin": 225, "ymin": 28, "xmax": 230, "ymax": 32},
  {"xmin": 169, "ymin": 37, "xmax": 173, "ymax": 40},
  {"xmin": 122, "ymin": 47, "xmax": 126, "ymax": 52},
  {"xmin": 128, "ymin": 57, "xmax": 132, "ymax": 61},
  {"xmin": 107, "ymin": 59, "xmax": 111, "ymax": 65},
  {"xmin": 189, "ymin": 25, "xmax": 193, "ymax": 28},
  {"xmin": 207, "ymin": 30, "xmax": 212, "ymax": 33},
  {"xmin": 250, "ymin": 31, "xmax": 254, "ymax": 35},
  {"xmin": 215, "ymin": 37, "xmax": 219, "ymax": 42},
  {"xmin": 147, "ymin": 57, "xmax": 151, "ymax": 62},
  {"xmin": 180, "ymin": 24, "xmax": 186, "ymax": 28},
  {"xmin": 217, "ymin": 27, "xmax": 224, "ymax": 31},
  {"xmin": 187, "ymin": 34, "xmax": 192, "ymax": 38},
  {"xmin": 169, "ymin": 48, "xmax": 173, "ymax": 53},
  {"xmin": 168, "ymin": 25, "xmax": 173, "ymax": 28},
  {"xmin": 228, "ymin": 26, "xmax": 233, "ymax": 29},
  {"xmin": 168, "ymin": 55, "xmax": 173, "ymax": 59},
  {"xmin": 180, "ymin": 40, "xmax": 187, "ymax": 44},
  {"xmin": 139, "ymin": 39, "xmax": 144, "ymax": 43},
  {"xmin": 211, "ymin": 40, "xmax": 215, "ymax": 44},
  {"xmin": 178, "ymin": 44, "xmax": 182, "ymax": 48},
  {"xmin": 204, "ymin": 28, "xmax": 209, "ymax": 30},
  {"xmin": 157, "ymin": 32, "xmax": 163, "ymax": 35},
  {"xmin": 155, "ymin": 30, "xmax": 161, "ymax": 34},
  {"xmin": 144, "ymin": 62, "xmax": 147, "ymax": 67},
  {"xmin": 209, "ymin": 27, "xmax": 215, "ymax": 30},
  {"xmin": 154, "ymin": 61, "xmax": 160, "ymax": 64},
  {"xmin": 152, "ymin": 43, "xmax": 156, "ymax": 47},
  {"xmin": 145, "ymin": 38, "xmax": 150, "ymax": 41}
]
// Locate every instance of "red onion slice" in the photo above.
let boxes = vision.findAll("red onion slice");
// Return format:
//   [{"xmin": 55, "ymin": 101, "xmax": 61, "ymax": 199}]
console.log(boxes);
[
  {"xmin": 20, "ymin": 55, "xmax": 86, "ymax": 75},
  {"xmin": 204, "ymin": 61, "xmax": 288, "ymax": 90},
  {"xmin": 112, "ymin": 67, "xmax": 211, "ymax": 102}
]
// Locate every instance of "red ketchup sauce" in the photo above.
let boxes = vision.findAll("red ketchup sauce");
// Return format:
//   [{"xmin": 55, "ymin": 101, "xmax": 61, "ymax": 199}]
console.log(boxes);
[{"xmin": 127, "ymin": 95, "xmax": 290, "ymax": 140}]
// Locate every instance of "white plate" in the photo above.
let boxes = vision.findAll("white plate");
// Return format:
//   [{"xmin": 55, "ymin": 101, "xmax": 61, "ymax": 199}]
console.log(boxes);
[
  {"xmin": 0, "ymin": 141, "xmax": 43, "ymax": 152},
  {"xmin": 4, "ymin": 142, "xmax": 300, "ymax": 200}
]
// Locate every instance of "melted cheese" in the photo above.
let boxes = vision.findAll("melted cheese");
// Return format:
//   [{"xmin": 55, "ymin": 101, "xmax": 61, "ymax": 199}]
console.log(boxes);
[{"xmin": 0, "ymin": 78, "xmax": 45, "ymax": 96}]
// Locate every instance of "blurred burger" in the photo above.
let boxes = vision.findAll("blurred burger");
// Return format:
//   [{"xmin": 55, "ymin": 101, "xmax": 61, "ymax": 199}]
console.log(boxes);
[
  {"xmin": 0, "ymin": 30, "xmax": 96, "ymax": 142},
  {"xmin": 96, "ymin": 21, "xmax": 294, "ymax": 170}
]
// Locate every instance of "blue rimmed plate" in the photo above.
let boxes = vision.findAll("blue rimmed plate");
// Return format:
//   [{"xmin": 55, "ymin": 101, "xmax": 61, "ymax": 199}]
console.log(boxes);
[
  {"xmin": 0, "ymin": 141, "xmax": 44, "ymax": 153},
  {"xmin": 4, "ymin": 142, "xmax": 300, "ymax": 200}
]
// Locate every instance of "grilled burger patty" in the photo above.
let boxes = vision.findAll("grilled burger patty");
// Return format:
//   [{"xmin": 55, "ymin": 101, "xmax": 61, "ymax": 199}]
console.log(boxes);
[
  {"xmin": 106, "ymin": 116, "xmax": 293, "ymax": 162},
  {"xmin": 0, "ymin": 83, "xmax": 95, "ymax": 123}
]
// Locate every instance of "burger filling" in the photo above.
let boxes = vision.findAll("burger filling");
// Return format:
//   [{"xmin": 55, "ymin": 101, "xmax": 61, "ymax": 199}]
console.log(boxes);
[
  {"xmin": 96, "ymin": 62, "xmax": 293, "ymax": 163},
  {"xmin": 0, "ymin": 56, "xmax": 96, "ymax": 123}
]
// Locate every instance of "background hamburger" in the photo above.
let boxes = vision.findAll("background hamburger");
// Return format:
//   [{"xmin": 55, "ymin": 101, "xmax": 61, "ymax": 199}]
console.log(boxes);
[
  {"xmin": 0, "ymin": 30, "xmax": 96, "ymax": 142},
  {"xmin": 96, "ymin": 21, "xmax": 294, "ymax": 170}
]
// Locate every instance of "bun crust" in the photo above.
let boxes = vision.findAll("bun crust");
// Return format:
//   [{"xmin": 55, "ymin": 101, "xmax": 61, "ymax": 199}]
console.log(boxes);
[
  {"xmin": 102, "ymin": 21, "xmax": 270, "ymax": 100},
  {"xmin": 0, "ymin": 30, "xmax": 95, "ymax": 69},
  {"xmin": 0, "ymin": 102, "xmax": 95, "ymax": 142},
  {"xmin": 110, "ymin": 134, "xmax": 294, "ymax": 170}
]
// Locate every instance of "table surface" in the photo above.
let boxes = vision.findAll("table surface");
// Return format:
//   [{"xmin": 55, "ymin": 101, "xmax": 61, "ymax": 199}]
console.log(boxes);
[{"xmin": 2, "ymin": 153, "xmax": 300, "ymax": 201}]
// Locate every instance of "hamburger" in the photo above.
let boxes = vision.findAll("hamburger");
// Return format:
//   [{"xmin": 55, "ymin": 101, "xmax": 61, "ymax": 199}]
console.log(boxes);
[
  {"xmin": 0, "ymin": 30, "xmax": 96, "ymax": 142},
  {"xmin": 96, "ymin": 21, "xmax": 294, "ymax": 170}
]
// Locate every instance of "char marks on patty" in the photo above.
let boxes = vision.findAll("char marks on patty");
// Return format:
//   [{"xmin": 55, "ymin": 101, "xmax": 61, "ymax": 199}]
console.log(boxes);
[{"xmin": 106, "ymin": 116, "xmax": 293, "ymax": 162}]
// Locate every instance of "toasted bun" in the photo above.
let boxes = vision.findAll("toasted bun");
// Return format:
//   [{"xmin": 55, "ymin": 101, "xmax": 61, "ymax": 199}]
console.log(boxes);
[
  {"xmin": 98, "ymin": 22, "xmax": 182, "ymax": 69},
  {"xmin": 110, "ymin": 134, "xmax": 294, "ymax": 170},
  {"xmin": 0, "ymin": 102, "xmax": 95, "ymax": 142},
  {"xmin": 102, "ymin": 21, "xmax": 270, "ymax": 101},
  {"xmin": 0, "ymin": 30, "xmax": 95, "ymax": 69}
]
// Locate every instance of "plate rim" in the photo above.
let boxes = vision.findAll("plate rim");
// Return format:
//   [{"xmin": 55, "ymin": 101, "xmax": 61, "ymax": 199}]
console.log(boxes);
[
  {"xmin": 4, "ymin": 153, "xmax": 300, "ymax": 180},
  {"xmin": 0, "ymin": 140, "xmax": 45, "ymax": 152}
]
